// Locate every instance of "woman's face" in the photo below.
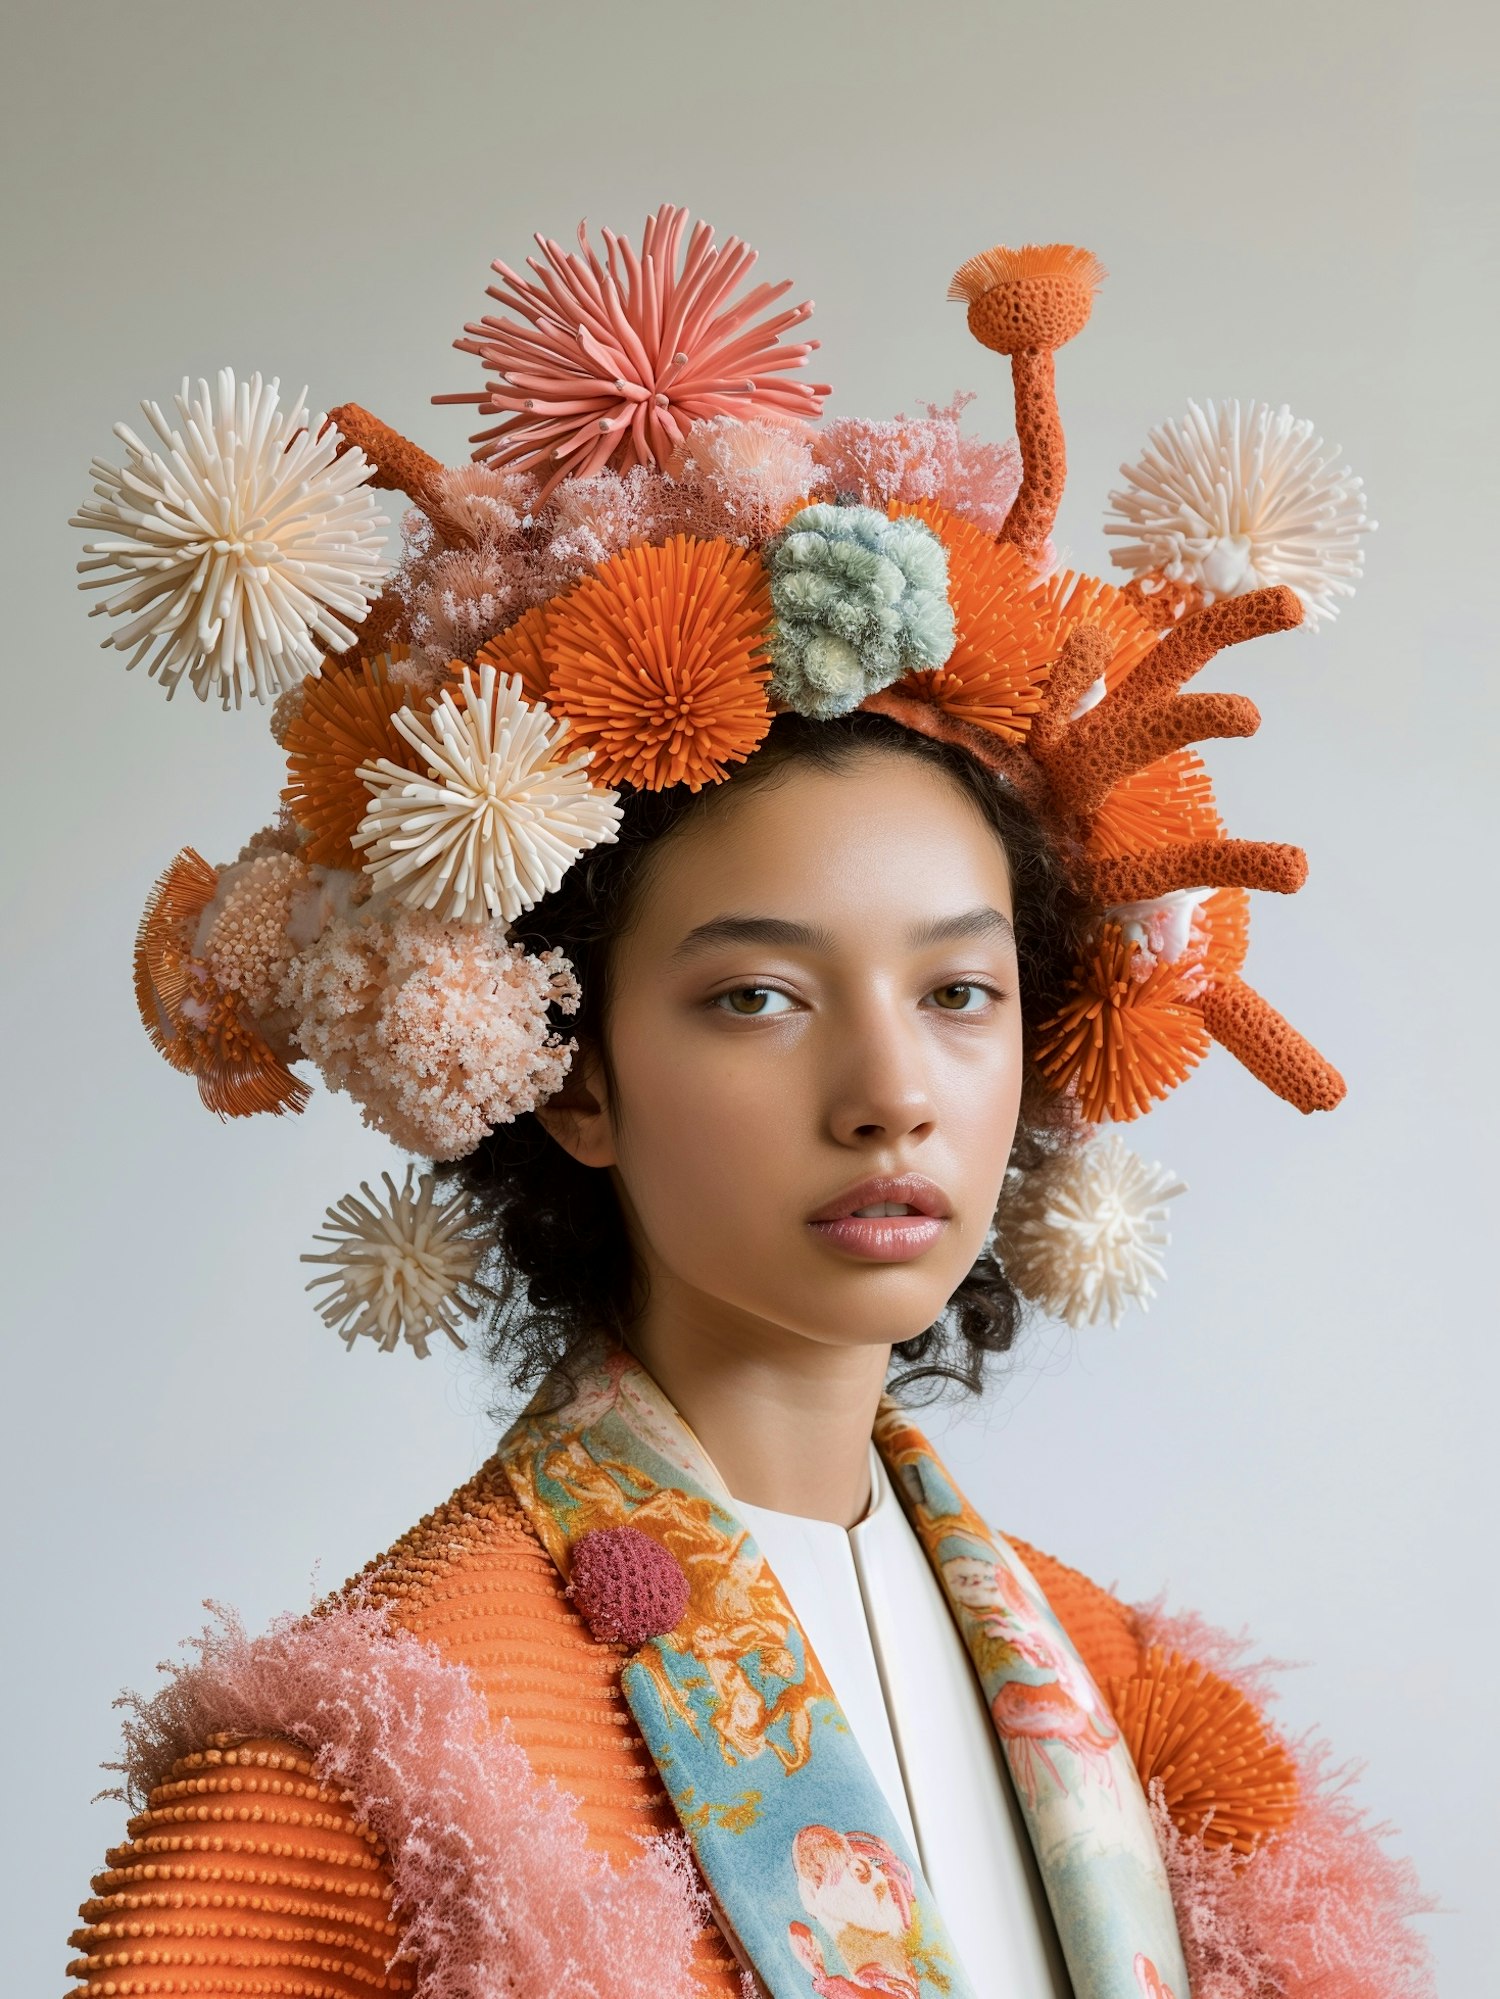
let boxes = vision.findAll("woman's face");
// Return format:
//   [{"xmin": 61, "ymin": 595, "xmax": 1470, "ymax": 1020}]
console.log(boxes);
[{"xmin": 549, "ymin": 750, "xmax": 1026, "ymax": 1353}]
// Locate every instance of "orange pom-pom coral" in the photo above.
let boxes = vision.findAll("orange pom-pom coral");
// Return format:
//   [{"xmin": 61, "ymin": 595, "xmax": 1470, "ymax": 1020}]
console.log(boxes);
[
  {"xmin": 1035, "ymin": 923, "xmax": 1211, "ymax": 1123},
  {"xmin": 134, "ymin": 848, "xmax": 309, "ymax": 1118},
  {"xmin": 282, "ymin": 649, "xmax": 432, "ymax": 870},
  {"xmin": 542, "ymin": 534, "xmax": 773, "ymax": 790},
  {"xmin": 1106, "ymin": 1645, "xmax": 1299, "ymax": 1854},
  {"xmin": 889, "ymin": 501, "xmax": 1052, "ymax": 741}
]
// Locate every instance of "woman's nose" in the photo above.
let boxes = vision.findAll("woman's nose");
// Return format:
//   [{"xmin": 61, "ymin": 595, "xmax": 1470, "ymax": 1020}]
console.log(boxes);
[{"xmin": 825, "ymin": 1001, "xmax": 936, "ymax": 1147}]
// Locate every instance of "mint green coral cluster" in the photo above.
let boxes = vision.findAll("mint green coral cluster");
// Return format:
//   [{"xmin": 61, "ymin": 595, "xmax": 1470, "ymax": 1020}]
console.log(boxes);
[{"xmin": 763, "ymin": 503, "xmax": 957, "ymax": 719}]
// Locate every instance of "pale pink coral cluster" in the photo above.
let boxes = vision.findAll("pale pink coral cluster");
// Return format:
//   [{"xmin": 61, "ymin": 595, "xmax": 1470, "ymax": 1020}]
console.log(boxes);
[
  {"xmin": 394, "ymin": 427, "xmax": 821, "ymax": 672},
  {"xmin": 279, "ymin": 907, "xmax": 580, "ymax": 1158},
  {"xmin": 811, "ymin": 393, "xmax": 1023, "ymax": 533}
]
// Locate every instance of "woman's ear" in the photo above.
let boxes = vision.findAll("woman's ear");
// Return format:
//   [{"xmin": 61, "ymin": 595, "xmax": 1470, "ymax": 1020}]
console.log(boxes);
[{"xmin": 534, "ymin": 1041, "xmax": 618, "ymax": 1169}]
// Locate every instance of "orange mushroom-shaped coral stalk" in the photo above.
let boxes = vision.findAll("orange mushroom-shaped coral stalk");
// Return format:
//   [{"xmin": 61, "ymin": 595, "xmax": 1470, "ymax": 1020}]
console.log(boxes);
[{"xmin": 949, "ymin": 242, "xmax": 1106, "ymax": 563}]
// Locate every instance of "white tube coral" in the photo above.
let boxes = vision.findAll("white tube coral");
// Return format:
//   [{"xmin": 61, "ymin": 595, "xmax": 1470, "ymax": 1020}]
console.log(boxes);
[
  {"xmin": 71, "ymin": 370, "xmax": 388, "ymax": 705},
  {"xmin": 996, "ymin": 1133, "xmax": 1186, "ymax": 1328},
  {"xmin": 1104, "ymin": 399, "xmax": 1372, "ymax": 626},
  {"xmin": 354, "ymin": 665, "xmax": 622, "ymax": 926},
  {"xmin": 303, "ymin": 1167, "xmax": 484, "ymax": 1356}
]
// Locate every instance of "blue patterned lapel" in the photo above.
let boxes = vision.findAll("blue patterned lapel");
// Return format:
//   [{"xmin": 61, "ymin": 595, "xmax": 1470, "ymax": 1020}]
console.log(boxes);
[{"xmin": 498, "ymin": 1339, "xmax": 1187, "ymax": 1999}]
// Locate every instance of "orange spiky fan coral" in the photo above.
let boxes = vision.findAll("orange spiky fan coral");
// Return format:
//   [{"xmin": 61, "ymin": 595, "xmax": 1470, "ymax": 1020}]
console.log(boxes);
[{"xmin": 134, "ymin": 849, "xmax": 310, "ymax": 1118}]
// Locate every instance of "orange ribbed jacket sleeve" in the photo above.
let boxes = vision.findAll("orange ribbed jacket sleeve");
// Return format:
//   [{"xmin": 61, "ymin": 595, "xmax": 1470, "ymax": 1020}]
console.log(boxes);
[{"xmin": 64, "ymin": 1732, "xmax": 414, "ymax": 1997}]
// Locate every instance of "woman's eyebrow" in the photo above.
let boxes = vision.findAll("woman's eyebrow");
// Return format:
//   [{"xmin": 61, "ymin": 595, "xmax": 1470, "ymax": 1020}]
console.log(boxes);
[
  {"xmin": 670, "ymin": 905, "xmax": 1015, "ymax": 959},
  {"xmin": 906, "ymin": 905, "xmax": 1016, "ymax": 949}
]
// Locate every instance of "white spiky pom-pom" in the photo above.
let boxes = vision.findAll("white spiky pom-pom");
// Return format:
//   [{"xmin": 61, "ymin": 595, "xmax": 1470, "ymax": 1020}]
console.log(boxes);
[
  {"xmin": 354, "ymin": 663, "xmax": 622, "ymax": 925},
  {"xmin": 1104, "ymin": 398, "xmax": 1373, "ymax": 626},
  {"xmin": 72, "ymin": 369, "xmax": 389, "ymax": 706},
  {"xmin": 302, "ymin": 1167, "xmax": 484, "ymax": 1356},
  {"xmin": 996, "ymin": 1133, "xmax": 1186, "ymax": 1329}
]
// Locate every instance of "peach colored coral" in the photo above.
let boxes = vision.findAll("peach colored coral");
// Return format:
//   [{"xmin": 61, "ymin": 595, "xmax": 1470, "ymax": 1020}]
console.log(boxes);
[{"xmin": 282, "ymin": 910, "xmax": 578, "ymax": 1157}]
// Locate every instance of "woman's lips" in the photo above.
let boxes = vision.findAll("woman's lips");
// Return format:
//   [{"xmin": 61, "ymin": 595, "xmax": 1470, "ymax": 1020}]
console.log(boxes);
[{"xmin": 808, "ymin": 1213, "xmax": 949, "ymax": 1262}]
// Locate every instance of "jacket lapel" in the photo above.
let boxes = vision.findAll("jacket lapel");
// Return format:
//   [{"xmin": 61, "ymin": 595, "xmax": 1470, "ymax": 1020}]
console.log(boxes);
[
  {"xmin": 872, "ymin": 1402, "xmax": 1189, "ymax": 1999},
  {"xmin": 498, "ymin": 1339, "xmax": 1187, "ymax": 1999}
]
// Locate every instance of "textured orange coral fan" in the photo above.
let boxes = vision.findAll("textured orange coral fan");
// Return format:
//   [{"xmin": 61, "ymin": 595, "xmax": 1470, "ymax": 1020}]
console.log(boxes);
[
  {"xmin": 1106, "ymin": 1645, "xmax": 1299, "ymax": 1854},
  {"xmin": 283, "ymin": 649, "xmax": 431, "ymax": 869},
  {"xmin": 1035, "ymin": 923, "xmax": 1211, "ymax": 1122},
  {"xmin": 134, "ymin": 848, "xmax": 309, "ymax": 1118},
  {"xmin": 543, "ymin": 534, "xmax": 773, "ymax": 790},
  {"xmin": 889, "ymin": 500, "xmax": 1053, "ymax": 740},
  {"xmin": 476, "ymin": 602, "xmax": 554, "ymax": 705}
]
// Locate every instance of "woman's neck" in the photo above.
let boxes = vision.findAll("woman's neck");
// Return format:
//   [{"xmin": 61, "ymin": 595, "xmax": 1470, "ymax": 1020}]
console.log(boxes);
[{"xmin": 622, "ymin": 1289, "xmax": 891, "ymax": 1529}]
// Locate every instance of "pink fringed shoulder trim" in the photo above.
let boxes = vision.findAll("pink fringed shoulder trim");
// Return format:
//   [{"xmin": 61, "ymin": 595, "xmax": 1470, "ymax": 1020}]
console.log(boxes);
[
  {"xmin": 103, "ymin": 1596, "xmax": 712, "ymax": 1999},
  {"xmin": 1129, "ymin": 1599, "xmax": 1438, "ymax": 1999}
]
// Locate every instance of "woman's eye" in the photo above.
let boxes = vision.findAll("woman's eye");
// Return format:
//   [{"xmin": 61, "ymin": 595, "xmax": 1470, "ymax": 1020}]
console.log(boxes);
[
  {"xmin": 927, "ymin": 981, "xmax": 991, "ymax": 1012},
  {"xmin": 714, "ymin": 986, "xmax": 794, "ymax": 1017}
]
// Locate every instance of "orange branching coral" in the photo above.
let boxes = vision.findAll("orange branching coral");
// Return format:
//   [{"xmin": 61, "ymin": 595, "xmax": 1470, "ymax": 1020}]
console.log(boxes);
[
  {"xmin": 1032, "ymin": 569, "xmax": 1160, "ymax": 695},
  {"xmin": 1199, "ymin": 974, "xmax": 1347, "ymax": 1113},
  {"xmin": 1036, "ymin": 923, "xmax": 1211, "ymax": 1122},
  {"xmin": 543, "ymin": 535, "xmax": 773, "ymax": 790},
  {"xmin": 134, "ymin": 848, "xmax": 309, "ymax": 1118},
  {"xmin": 324, "ymin": 402, "xmax": 446, "ymax": 511},
  {"xmin": 888, "ymin": 500, "xmax": 1052, "ymax": 741},
  {"xmin": 476, "ymin": 603, "xmax": 553, "ymax": 706},
  {"xmin": 283, "ymin": 649, "xmax": 432, "ymax": 869},
  {"xmin": 1085, "ymin": 750, "xmax": 1222, "ymax": 861},
  {"xmin": 1089, "ymin": 838, "xmax": 1308, "ymax": 908},
  {"xmin": 1106, "ymin": 1645, "xmax": 1299, "ymax": 1854}
]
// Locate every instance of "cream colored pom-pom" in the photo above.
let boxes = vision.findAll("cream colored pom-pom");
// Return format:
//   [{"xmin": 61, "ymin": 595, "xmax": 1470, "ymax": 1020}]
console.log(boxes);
[
  {"xmin": 72, "ymin": 369, "xmax": 388, "ymax": 706},
  {"xmin": 1104, "ymin": 398, "xmax": 1373, "ymax": 626},
  {"xmin": 996, "ymin": 1133, "xmax": 1186, "ymax": 1329},
  {"xmin": 354, "ymin": 663, "xmax": 622, "ymax": 926},
  {"xmin": 302, "ymin": 1167, "xmax": 484, "ymax": 1357}
]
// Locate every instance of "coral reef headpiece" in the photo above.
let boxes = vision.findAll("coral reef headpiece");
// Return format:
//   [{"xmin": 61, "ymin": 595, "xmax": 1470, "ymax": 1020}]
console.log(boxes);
[{"xmin": 73, "ymin": 206, "xmax": 1372, "ymax": 1351}]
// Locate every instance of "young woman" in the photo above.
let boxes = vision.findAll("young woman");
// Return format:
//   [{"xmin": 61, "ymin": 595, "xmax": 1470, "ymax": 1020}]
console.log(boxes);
[{"xmin": 64, "ymin": 209, "xmax": 1428, "ymax": 1999}]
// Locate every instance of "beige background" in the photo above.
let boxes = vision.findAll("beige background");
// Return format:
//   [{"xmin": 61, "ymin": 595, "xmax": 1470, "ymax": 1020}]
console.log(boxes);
[{"xmin": 4, "ymin": 0, "xmax": 1494, "ymax": 1990}]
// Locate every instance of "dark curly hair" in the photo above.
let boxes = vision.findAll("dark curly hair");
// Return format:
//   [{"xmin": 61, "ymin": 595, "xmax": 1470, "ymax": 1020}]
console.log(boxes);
[{"xmin": 446, "ymin": 710, "xmax": 1089, "ymax": 1411}]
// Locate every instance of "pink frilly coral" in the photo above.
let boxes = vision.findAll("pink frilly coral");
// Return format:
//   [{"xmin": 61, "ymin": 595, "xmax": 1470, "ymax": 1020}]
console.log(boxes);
[
  {"xmin": 281, "ymin": 907, "xmax": 579, "ymax": 1158},
  {"xmin": 812, "ymin": 392, "xmax": 1022, "ymax": 534},
  {"xmin": 102, "ymin": 1597, "xmax": 711, "ymax": 1999},
  {"xmin": 1132, "ymin": 1601, "xmax": 1437, "ymax": 1999}
]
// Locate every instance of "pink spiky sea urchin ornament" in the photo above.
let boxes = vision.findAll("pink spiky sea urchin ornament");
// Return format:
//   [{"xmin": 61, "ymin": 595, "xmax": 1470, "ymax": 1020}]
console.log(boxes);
[{"xmin": 437, "ymin": 205, "xmax": 831, "ymax": 498}]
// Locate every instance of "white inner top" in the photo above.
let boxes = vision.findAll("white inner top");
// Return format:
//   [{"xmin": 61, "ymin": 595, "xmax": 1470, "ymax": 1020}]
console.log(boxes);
[{"xmin": 734, "ymin": 1441, "xmax": 1073, "ymax": 1999}]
